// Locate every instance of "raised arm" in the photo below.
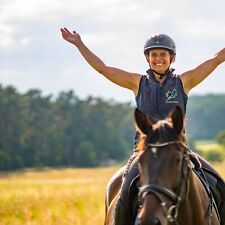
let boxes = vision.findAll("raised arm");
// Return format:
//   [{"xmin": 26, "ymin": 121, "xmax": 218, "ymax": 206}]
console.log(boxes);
[
  {"xmin": 180, "ymin": 48, "xmax": 225, "ymax": 95},
  {"xmin": 60, "ymin": 28, "xmax": 141, "ymax": 95}
]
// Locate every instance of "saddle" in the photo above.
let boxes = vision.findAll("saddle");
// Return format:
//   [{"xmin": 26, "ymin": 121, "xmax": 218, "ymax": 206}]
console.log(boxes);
[
  {"xmin": 114, "ymin": 175, "xmax": 140, "ymax": 225},
  {"xmin": 189, "ymin": 152, "xmax": 225, "ymax": 225}
]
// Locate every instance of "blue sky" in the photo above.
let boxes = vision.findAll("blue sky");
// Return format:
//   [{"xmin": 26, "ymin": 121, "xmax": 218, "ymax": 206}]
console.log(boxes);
[{"xmin": 0, "ymin": 0, "xmax": 225, "ymax": 103}]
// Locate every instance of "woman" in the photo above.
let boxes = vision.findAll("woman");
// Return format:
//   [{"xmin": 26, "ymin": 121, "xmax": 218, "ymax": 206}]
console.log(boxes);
[{"xmin": 60, "ymin": 28, "xmax": 225, "ymax": 225}]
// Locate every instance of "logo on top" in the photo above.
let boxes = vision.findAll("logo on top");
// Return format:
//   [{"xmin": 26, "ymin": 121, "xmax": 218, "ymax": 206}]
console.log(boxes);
[{"xmin": 165, "ymin": 89, "xmax": 178, "ymax": 103}]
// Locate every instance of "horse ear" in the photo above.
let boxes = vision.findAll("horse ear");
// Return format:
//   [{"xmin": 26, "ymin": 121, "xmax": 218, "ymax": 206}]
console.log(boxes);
[
  {"xmin": 170, "ymin": 106, "xmax": 184, "ymax": 134},
  {"xmin": 134, "ymin": 108, "xmax": 153, "ymax": 135}
]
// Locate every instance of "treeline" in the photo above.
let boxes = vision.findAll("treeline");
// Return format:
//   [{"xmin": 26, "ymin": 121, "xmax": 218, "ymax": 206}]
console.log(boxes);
[
  {"xmin": 186, "ymin": 94, "xmax": 225, "ymax": 139},
  {"xmin": 0, "ymin": 85, "xmax": 134, "ymax": 170},
  {"xmin": 0, "ymin": 85, "xmax": 225, "ymax": 170}
]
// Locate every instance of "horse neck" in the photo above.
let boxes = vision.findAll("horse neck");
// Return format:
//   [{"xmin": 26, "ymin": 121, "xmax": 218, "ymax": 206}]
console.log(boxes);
[{"xmin": 178, "ymin": 171, "xmax": 210, "ymax": 225}]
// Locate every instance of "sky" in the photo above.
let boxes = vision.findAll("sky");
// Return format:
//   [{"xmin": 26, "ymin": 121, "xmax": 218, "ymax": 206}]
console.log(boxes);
[{"xmin": 1, "ymin": 0, "xmax": 225, "ymax": 104}]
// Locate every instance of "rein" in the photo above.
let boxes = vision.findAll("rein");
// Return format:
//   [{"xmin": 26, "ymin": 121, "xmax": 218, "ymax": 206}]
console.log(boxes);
[{"xmin": 136, "ymin": 140, "xmax": 190, "ymax": 225}]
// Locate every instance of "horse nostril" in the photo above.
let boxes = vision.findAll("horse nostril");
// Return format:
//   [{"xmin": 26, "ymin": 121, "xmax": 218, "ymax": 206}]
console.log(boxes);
[{"xmin": 154, "ymin": 218, "xmax": 161, "ymax": 225}]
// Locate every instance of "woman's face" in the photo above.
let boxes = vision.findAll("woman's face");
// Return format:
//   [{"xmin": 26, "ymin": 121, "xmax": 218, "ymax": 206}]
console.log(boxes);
[{"xmin": 146, "ymin": 49, "xmax": 174, "ymax": 74}]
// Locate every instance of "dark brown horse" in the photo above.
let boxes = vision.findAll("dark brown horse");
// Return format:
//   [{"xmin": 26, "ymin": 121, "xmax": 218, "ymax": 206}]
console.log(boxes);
[
  {"xmin": 105, "ymin": 106, "xmax": 220, "ymax": 225},
  {"xmin": 134, "ymin": 106, "xmax": 220, "ymax": 225}
]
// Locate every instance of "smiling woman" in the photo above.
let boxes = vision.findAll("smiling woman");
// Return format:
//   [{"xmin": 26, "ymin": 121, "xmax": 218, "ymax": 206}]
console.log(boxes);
[
  {"xmin": 60, "ymin": 27, "xmax": 225, "ymax": 225},
  {"xmin": 148, "ymin": 49, "xmax": 172, "ymax": 75}
]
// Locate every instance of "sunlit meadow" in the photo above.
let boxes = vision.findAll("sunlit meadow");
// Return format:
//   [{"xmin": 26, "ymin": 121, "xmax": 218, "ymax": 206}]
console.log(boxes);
[
  {"xmin": 0, "ymin": 144, "xmax": 224, "ymax": 225},
  {"xmin": 0, "ymin": 167, "xmax": 119, "ymax": 225}
]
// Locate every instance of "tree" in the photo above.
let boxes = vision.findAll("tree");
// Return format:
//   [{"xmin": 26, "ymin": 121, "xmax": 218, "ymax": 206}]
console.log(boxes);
[
  {"xmin": 0, "ymin": 83, "xmax": 225, "ymax": 170},
  {"xmin": 76, "ymin": 141, "xmax": 97, "ymax": 167},
  {"xmin": 0, "ymin": 85, "xmax": 24, "ymax": 169},
  {"xmin": 216, "ymin": 130, "xmax": 225, "ymax": 147},
  {"xmin": 186, "ymin": 94, "xmax": 225, "ymax": 139}
]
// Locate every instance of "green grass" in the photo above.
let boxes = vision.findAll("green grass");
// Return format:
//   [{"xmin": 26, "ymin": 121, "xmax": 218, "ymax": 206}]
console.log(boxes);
[
  {"xmin": 195, "ymin": 139, "xmax": 225, "ymax": 162},
  {"xmin": 196, "ymin": 140, "xmax": 224, "ymax": 152}
]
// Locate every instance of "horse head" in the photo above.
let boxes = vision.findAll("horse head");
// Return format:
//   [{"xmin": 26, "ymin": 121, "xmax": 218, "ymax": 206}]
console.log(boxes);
[{"xmin": 134, "ymin": 106, "xmax": 190, "ymax": 225}]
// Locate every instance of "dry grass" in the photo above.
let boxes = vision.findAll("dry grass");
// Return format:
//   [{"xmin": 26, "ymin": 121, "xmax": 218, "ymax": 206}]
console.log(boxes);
[
  {"xmin": 0, "ymin": 160, "xmax": 224, "ymax": 225},
  {"xmin": 196, "ymin": 140, "xmax": 225, "ymax": 173},
  {"xmin": 213, "ymin": 161, "xmax": 225, "ymax": 178},
  {"xmin": 0, "ymin": 167, "xmax": 118, "ymax": 225}
]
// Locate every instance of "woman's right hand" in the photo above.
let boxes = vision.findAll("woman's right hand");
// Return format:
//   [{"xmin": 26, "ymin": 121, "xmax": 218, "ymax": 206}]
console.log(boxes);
[{"xmin": 60, "ymin": 27, "xmax": 82, "ymax": 47}]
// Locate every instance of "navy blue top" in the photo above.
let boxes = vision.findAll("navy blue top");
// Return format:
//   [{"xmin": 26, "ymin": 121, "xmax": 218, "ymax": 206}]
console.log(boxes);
[{"xmin": 134, "ymin": 68, "xmax": 188, "ymax": 145}]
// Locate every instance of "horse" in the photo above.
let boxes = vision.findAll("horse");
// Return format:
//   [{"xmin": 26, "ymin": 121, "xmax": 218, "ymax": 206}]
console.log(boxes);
[
  {"xmin": 134, "ymin": 106, "xmax": 220, "ymax": 225},
  {"xmin": 105, "ymin": 106, "xmax": 220, "ymax": 225}
]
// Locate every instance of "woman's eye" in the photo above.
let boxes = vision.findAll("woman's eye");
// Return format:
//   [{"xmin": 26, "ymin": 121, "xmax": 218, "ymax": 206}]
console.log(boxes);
[{"xmin": 160, "ymin": 53, "xmax": 166, "ymax": 57}]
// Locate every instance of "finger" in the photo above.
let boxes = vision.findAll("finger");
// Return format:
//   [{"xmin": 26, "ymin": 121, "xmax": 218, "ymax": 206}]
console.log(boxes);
[
  {"xmin": 60, "ymin": 28, "xmax": 65, "ymax": 33},
  {"xmin": 64, "ymin": 27, "xmax": 73, "ymax": 34},
  {"xmin": 60, "ymin": 28, "xmax": 67, "ymax": 37}
]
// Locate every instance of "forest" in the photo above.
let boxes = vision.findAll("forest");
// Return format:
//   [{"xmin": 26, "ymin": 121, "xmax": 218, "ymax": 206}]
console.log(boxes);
[{"xmin": 0, "ymin": 84, "xmax": 225, "ymax": 170}]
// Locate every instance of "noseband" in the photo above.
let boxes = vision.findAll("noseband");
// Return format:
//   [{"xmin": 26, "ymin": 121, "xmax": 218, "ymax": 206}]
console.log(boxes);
[{"xmin": 136, "ymin": 141, "xmax": 190, "ymax": 225}]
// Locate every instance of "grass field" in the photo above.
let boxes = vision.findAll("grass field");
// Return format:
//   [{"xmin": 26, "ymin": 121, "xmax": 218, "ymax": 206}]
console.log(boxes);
[
  {"xmin": 196, "ymin": 140, "xmax": 225, "ymax": 152},
  {"xmin": 0, "ymin": 167, "xmax": 119, "ymax": 225},
  {"xmin": 0, "ymin": 158, "xmax": 224, "ymax": 225}
]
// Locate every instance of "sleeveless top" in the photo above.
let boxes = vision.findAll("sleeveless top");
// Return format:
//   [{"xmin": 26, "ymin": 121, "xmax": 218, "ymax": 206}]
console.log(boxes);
[{"xmin": 134, "ymin": 68, "xmax": 188, "ymax": 145}]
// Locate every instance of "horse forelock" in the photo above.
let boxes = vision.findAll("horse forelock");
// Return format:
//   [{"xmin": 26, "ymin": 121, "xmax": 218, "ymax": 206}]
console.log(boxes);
[
  {"xmin": 156, "ymin": 121, "xmax": 178, "ymax": 141},
  {"xmin": 136, "ymin": 118, "xmax": 186, "ymax": 151}
]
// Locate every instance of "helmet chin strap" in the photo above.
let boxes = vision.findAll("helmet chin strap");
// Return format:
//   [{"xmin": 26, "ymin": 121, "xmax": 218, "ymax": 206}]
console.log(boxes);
[
  {"xmin": 152, "ymin": 68, "xmax": 170, "ymax": 79},
  {"xmin": 146, "ymin": 56, "xmax": 174, "ymax": 79}
]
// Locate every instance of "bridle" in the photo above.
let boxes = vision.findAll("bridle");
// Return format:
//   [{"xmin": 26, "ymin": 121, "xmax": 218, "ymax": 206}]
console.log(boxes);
[
  {"xmin": 136, "ymin": 141, "xmax": 190, "ymax": 225},
  {"xmin": 135, "ymin": 140, "xmax": 190, "ymax": 225}
]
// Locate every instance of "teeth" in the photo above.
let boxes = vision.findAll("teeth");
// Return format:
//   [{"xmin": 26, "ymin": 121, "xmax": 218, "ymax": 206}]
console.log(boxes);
[{"xmin": 156, "ymin": 63, "xmax": 163, "ymax": 66}]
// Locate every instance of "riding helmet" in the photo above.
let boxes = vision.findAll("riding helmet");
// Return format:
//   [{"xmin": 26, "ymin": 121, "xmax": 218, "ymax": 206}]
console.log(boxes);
[{"xmin": 144, "ymin": 34, "xmax": 176, "ymax": 57}]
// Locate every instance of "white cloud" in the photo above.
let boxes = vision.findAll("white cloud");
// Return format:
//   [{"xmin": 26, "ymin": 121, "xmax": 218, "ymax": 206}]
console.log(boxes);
[
  {"xmin": 175, "ymin": 19, "xmax": 225, "ymax": 39},
  {"xmin": 0, "ymin": 69, "xmax": 37, "ymax": 88},
  {"xmin": 0, "ymin": 0, "xmax": 225, "ymax": 102}
]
